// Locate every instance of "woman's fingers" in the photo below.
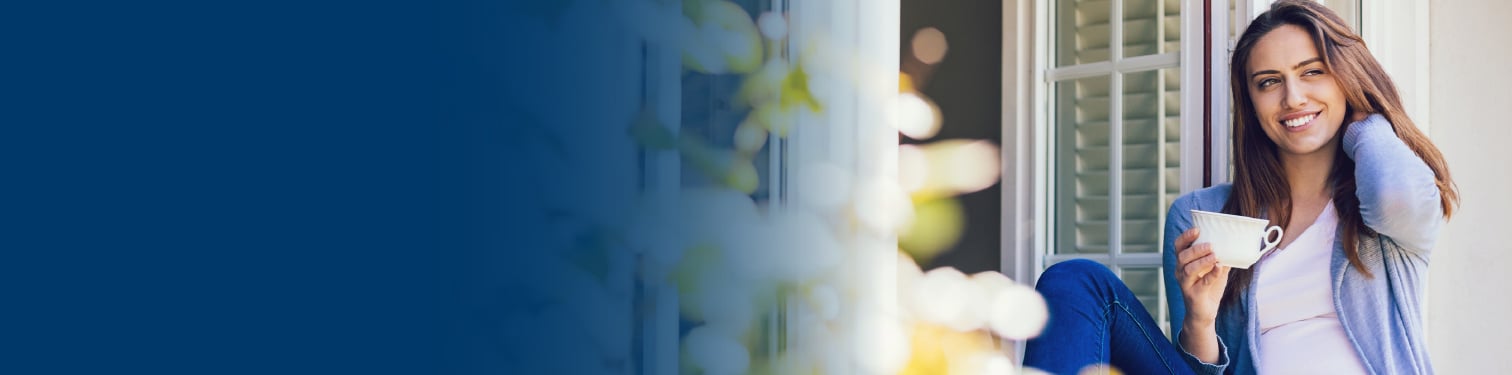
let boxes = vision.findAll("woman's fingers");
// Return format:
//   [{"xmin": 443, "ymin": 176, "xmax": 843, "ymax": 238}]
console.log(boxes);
[
  {"xmin": 1214, "ymin": 264, "xmax": 1231, "ymax": 280},
  {"xmin": 1177, "ymin": 242, "xmax": 1212, "ymax": 269},
  {"xmin": 1181, "ymin": 252, "xmax": 1219, "ymax": 287},
  {"xmin": 1179, "ymin": 252, "xmax": 1227, "ymax": 290},
  {"xmin": 1201, "ymin": 264, "xmax": 1232, "ymax": 286},
  {"xmin": 1174, "ymin": 229, "xmax": 1222, "ymax": 292},
  {"xmin": 1174, "ymin": 227, "xmax": 1200, "ymax": 253}
]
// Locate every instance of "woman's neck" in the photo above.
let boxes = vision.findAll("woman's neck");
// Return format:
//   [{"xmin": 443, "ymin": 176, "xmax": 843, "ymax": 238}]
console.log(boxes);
[{"xmin": 1281, "ymin": 147, "xmax": 1337, "ymax": 203}]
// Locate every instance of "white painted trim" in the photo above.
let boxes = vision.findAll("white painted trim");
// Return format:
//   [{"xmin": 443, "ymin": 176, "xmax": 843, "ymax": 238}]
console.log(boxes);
[
  {"xmin": 1046, "ymin": 61, "xmax": 1114, "ymax": 81},
  {"xmin": 1210, "ymin": 0, "xmax": 1241, "ymax": 186},
  {"xmin": 1112, "ymin": 0, "xmax": 1124, "ymax": 61},
  {"xmin": 1001, "ymin": 0, "xmax": 1038, "ymax": 362},
  {"xmin": 1001, "ymin": 0, "xmax": 1035, "ymax": 287},
  {"xmin": 1237, "ymin": 0, "xmax": 1270, "ymax": 35},
  {"xmin": 1116, "ymin": 53, "xmax": 1183, "ymax": 74},
  {"xmin": 1361, "ymin": 0, "xmax": 1430, "ymax": 133},
  {"xmin": 1031, "ymin": 0, "xmax": 1050, "ymax": 285},
  {"xmin": 1045, "ymin": 53, "xmax": 1181, "ymax": 82},
  {"xmin": 1108, "ymin": 0, "xmax": 1125, "ymax": 260},
  {"xmin": 857, "ymin": 0, "xmax": 899, "ymax": 179},
  {"xmin": 857, "ymin": 0, "xmax": 901, "ymax": 342},
  {"xmin": 1110, "ymin": 69, "xmax": 1125, "ymax": 257},
  {"xmin": 1179, "ymin": 0, "xmax": 1206, "ymax": 193},
  {"xmin": 1045, "ymin": 253, "xmax": 1165, "ymax": 267}
]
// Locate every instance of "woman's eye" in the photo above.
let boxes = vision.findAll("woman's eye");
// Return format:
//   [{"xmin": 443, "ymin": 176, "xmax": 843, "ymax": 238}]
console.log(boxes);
[
  {"xmin": 1257, "ymin": 78, "xmax": 1280, "ymax": 88},
  {"xmin": 1304, "ymin": 69, "xmax": 1324, "ymax": 76}
]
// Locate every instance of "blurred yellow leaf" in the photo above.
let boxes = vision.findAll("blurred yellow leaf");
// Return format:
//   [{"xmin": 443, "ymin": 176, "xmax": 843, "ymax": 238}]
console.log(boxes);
[
  {"xmin": 899, "ymin": 197, "xmax": 965, "ymax": 264},
  {"xmin": 900, "ymin": 323, "xmax": 998, "ymax": 375},
  {"xmin": 779, "ymin": 63, "xmax": 822, "ymax": 113},
  {"xmin": 683, "ymin": 1, "xmax": 763, "ymax": 74},
  {"xmin": 724, "ymin": 158, "xmax": 759, "ymax": 194}
]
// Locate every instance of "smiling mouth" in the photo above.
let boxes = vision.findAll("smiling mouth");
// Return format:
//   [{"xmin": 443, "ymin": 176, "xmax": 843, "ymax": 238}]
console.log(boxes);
[{"xmin": 1283, "ymin": 113, "xmax": 1318, "ymax": 128}]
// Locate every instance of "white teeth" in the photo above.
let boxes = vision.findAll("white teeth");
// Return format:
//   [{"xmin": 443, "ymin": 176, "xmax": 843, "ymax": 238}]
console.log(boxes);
[{"xmin": 1284, "ymin": 113, "xmax": 1316, "ymax": 128}]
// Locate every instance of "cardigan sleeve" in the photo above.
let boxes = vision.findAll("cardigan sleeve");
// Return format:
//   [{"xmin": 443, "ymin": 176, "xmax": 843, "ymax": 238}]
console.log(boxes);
[
  {"xmin": 1342, "ymin": 114, "xmax": 1444, "ymax": 254},
  {"xmin": 1179, "ymin": 335, "xmax": 1232, "ymax": 375}
]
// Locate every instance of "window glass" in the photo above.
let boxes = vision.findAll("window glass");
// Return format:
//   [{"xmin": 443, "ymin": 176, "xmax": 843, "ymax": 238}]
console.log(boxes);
[{"xmin": 1055, "ymin": 75, "xmax": 1111, "ymax": 255}]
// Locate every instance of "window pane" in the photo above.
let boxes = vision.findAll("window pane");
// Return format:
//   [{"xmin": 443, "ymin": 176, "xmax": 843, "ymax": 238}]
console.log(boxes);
[
  {"xmin": 1056, "ymin": 0, "xmax": 1111, "ymax": 66},
  {"xmin": 1165, "ymin": 0, "xmax": 1183, "ymax": 55},
  {"xmin": 1121, "ymin": 68, "xmax": 1181, "ymax": 254},
  {"xmin": 1230, "ymin": 0, "xmax": 1243, "ymax": 40},
  {"xmin": 1161, "ymin": 67, "xmax": 1183, "ymax": 222},
  {"xmin": 1124, "ymin": 0, "xmax": 1180, "ymax": 57},
  {"xmin": 1055, "ymin": 75, "xmax": 1111, "ymax": 254}
]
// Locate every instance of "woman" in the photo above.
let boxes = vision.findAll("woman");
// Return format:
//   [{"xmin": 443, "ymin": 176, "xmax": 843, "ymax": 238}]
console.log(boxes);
[{"xmin": 1022, "ymin": 1, "xmax": 1457, "ymax": 374}]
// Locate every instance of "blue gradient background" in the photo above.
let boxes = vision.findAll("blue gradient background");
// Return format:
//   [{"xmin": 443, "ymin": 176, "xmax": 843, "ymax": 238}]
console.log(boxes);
[{"xmin": 3, "ymin": 1, "xmax": 641, "ymax": 373}]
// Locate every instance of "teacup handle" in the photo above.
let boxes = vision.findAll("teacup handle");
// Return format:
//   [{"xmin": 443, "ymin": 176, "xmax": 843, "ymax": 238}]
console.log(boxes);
[{"xmin": 1257, "ymin": 226, "xmax": 1284, "ymax": 257}]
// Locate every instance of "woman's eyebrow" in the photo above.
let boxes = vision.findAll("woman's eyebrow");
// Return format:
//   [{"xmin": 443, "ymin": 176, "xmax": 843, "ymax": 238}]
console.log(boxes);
[
  {"xmin": 1293, "ymin": 57, "xmax": 1323, "ymax": 69},
  {"xmin": 1250, "ymin": 57, "xmax": 1324, "ymax": 79}
]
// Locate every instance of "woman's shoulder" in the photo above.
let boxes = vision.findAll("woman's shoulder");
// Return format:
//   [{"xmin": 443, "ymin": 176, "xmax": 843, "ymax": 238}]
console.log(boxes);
[
  {"xmin": 1165, "ymin": 184, "xmax": 1233, "ymax": 233},
  {"xmin": 1170, "ymin": 183, "xmax": 1233, "ymax": 213}
]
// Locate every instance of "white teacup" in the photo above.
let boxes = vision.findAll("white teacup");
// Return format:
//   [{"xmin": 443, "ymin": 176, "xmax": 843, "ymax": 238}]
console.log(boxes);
[{"xmin": 1189, "ymin": 210, "xmax": 1284, "ymax": 269}]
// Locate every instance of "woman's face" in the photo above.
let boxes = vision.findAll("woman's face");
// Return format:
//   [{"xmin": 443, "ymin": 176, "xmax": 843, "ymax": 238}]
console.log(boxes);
[{"xmin": 1245, "ymin": 24, "xmax": 1349, "ymax": 159}]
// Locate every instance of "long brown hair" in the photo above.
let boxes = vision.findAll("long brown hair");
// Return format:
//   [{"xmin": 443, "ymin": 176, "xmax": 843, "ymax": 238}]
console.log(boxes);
[{"xmin": 1222, "ymin": 0, "xmax": 1458, "ymax": 303}]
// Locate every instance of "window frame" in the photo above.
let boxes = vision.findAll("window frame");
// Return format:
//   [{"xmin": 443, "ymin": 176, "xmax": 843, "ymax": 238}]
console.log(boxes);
[
  {"xmin": 1000, "ymin": 0, "xmax": 1218, "ymax": 339},
  {"xmin": 1048, "ymin": 0, "xmax": 1203, "ymax": 334}
]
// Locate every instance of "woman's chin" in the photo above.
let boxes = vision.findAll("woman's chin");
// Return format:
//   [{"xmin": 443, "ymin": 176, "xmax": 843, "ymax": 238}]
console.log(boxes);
[{"xmin": 1278, "ymin": 139, "xmax": 1338, "ymax": 158}]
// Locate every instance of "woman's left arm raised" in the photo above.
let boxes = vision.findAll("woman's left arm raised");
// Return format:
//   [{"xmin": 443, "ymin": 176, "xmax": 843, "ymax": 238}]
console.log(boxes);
[{"xmin": 1344, "ymin": 113, "xmax": 1444, "ymax": 253}]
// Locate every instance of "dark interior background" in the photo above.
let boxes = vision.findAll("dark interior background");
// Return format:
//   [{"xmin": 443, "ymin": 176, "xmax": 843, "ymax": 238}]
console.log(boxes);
[{"xmin": 901, "ymin": 1, "xmax": 1003, "ymax": 274}]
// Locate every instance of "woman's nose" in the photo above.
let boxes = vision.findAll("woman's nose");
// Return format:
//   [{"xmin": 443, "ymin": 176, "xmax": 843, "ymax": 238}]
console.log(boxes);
[{"xmin": 1284, "ymin": 84, "xmax": 1310, "ymax": 109}]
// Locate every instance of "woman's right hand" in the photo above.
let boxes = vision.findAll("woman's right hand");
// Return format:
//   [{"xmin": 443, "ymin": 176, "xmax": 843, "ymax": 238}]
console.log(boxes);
[{"xmin": 1174, "ymin": 227, "xmax": 1230, "ymax": 363}]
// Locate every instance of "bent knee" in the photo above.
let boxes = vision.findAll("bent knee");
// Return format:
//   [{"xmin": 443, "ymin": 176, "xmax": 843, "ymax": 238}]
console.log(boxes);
[{"xmin": 1035, "ymin": 259, "xmax": 1115, "ymax": 292}]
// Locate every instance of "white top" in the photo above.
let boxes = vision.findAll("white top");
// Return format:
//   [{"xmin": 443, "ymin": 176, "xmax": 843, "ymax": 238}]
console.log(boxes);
[{"xmin": 1254, "ymin": 202, "xmax": 1368, "ymax": 374}]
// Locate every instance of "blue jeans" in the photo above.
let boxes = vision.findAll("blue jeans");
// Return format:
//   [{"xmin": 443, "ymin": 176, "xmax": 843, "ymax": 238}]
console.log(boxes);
[{"xmin": 1023, "ymin": 259, "xmax": 1196, "ymax": 375}]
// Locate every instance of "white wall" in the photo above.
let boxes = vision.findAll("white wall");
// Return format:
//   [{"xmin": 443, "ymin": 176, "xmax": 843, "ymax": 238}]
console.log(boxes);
[{"xmin": 1426, "ymin": 0, "xmax": 1512, "ymax": 372}]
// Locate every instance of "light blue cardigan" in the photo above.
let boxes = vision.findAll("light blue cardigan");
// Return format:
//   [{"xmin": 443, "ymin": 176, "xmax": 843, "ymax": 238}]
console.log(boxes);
[{"xmin": 1161, "ymin": 114, "xmax": 1443, "ymax": 375}]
